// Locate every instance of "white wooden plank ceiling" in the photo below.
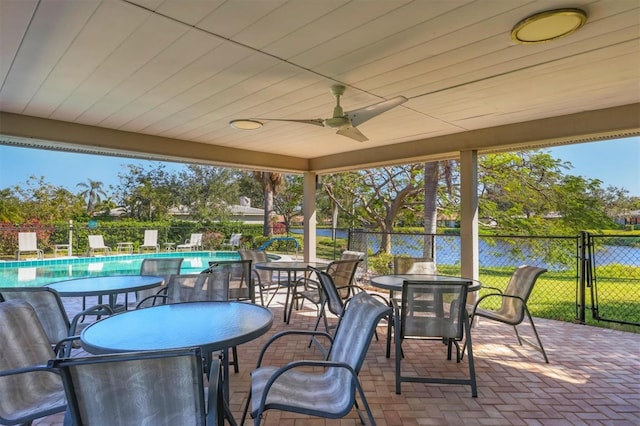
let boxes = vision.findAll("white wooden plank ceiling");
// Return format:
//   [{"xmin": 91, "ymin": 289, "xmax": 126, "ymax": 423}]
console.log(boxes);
[{"xmin": 0, "ymin": 0, "xmax": 639, "ymax": 173}]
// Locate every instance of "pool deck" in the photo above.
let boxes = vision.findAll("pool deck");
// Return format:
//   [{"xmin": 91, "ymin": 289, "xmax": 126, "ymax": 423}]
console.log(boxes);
[{"xmin": 33, "ymin": 289, "xmax": 640, "ymax": 426}]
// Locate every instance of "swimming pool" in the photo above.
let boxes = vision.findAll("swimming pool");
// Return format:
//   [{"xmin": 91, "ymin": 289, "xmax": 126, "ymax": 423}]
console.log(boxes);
[{"xmin": 0, "ymin": 251, "xmax": 242, "ymax": 288}]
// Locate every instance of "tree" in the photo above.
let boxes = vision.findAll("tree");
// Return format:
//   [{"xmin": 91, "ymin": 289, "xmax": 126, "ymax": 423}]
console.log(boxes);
[
  {"xmin": 10, "ymin": 176, "xmax": 84, "ymax": 222},
  {"xmin": 76, "ymin": 179, "xmax": 108, "ymax": 215},
  {"xmin": 253, "ymin": 172, "xmax": 284, "ymax": 236},
  {"xmin": 115, "ymin": 165, "xmax": 174, "ymax": 220},
  {"xmin": 273, "ymin": 175, "xmax": 303, "ymax": 231},
  {"xmin": 0, "ymin": 188, "xmax": 22, "ymax": 223},
  {"xmin": 174, "ymin": 165, "xmax": 240, "ymax": 222},
  {"xmin": 324, "ymin": 165, "xmax": 424, "ymax": 253}
]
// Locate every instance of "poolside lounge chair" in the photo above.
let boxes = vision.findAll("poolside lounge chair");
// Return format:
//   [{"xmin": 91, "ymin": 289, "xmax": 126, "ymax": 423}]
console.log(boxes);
[
  {"xmin": 176, "ymin": 233, "xmax": 203, "ymax": 251},
  {"xmin": 221, "ymin": 233, "xmax": 242, "ymax": 250},
  {"xmin": 16, "ymin": 231, "xmax": 44, "ymax": 260},
  {"xmin": 88, "ymin": 235, "xmax": 112, "ymax": 256},
  {"xmin": 139, "ymin": 229, "xmax": 160, "ymax": 253}
]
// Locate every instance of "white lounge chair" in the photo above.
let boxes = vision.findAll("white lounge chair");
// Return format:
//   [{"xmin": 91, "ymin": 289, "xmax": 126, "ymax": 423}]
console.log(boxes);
[
  {"xmin": 88, "ymin": 235, "xmax": 112, "ymax": 256},
  {"xmin": 139, "ymin": 230, "xmax": 160, "ymax": 253},
  {"xmin": 221, "ymin": 233, "xmax": 242, "ymax": 250},
  {"xmin": 16, "ymin": 232, "xmax": 44, "ymax": 260},
  {"xmin": 176, "ymin": 233, "xmax": 203, "ymax": 251}
]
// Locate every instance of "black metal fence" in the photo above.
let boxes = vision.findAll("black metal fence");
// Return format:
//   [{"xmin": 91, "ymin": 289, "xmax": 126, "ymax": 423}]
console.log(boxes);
[{"xmin": 348, "ymin": 230, "xmax": 640, "ymax": 328}]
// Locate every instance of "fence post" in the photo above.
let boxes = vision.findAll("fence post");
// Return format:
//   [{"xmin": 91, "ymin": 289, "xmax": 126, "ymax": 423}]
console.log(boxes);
[{"xmin": 578, "ymin": 231, "xmax": 589, "ymax": 324}]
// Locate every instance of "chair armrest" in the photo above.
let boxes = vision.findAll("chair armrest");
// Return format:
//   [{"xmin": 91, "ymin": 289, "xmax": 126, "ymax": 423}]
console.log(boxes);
[
  {"xmin": 54, "ymin": 335, "xmax": 81, "ymax": 357},
  {"xmin": 256, "ymin": 330, "xmax": 333, "ymax": 368},
  {"xmin": 0, "ymin": 363, "xmax": 58, "ymax": 378},
  {"xmin": 69, "ymin": 304, "xmax": 114, "ymax": 335},
  {"xmin": 136, "ymin": 294, "xmax": 168, "ymax": 309}
]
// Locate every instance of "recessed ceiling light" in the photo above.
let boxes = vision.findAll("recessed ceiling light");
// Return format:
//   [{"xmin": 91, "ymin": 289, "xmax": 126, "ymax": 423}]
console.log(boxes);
[
  {"xmin": 511, "ymin": 8, "xmax": 587, "ymax": 44},
  {"xmin": 229, "ymin": 119, "xmax": 263, "ymax": 130}
]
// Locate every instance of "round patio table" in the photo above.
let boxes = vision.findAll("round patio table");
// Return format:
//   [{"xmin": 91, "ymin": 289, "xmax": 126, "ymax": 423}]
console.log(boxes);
[{"xmin": 47, "ymin": 275, "xmax": 163, "ymax": 312}]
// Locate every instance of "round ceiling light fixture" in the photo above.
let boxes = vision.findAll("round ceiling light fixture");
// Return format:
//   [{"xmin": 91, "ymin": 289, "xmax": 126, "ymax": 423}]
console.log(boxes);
[
  {"xmin": 511, "ymin": 8, "xmax": 587, "ymax": 44},
  {"xmin": 229, "ymin": 119, "xmax": 263, "ymax": 130}
]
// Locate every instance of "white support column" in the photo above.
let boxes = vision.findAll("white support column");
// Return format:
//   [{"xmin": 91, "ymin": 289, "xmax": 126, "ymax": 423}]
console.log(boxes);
[
  {"xmin": 460, "ymin": 150, "xmax": 479, "ymax": 282},
  {"xmin": 303, "ymin": 172, "xmax": 317, "ymax": 262}
]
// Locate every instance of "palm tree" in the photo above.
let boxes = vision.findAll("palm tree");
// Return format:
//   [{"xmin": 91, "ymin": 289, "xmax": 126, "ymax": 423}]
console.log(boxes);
[
  {"xmin": 253, "ymin": 172, "xmax": 283, "ymax": 237},
  {"xmin": 77, "ymin": 179, "xmax": 107, "ymax": 215}
]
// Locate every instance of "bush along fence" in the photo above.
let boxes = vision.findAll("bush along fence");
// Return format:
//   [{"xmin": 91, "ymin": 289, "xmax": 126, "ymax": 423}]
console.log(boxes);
[{"xmin": 347, "ymin": 230, "xmax": 640, "ymax": 328}]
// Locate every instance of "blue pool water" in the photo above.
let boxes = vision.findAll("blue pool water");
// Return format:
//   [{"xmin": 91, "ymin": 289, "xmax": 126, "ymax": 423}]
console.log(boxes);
[{"xmin": 0, "ymin": 251, "xmax": 241, "ymax": 288}]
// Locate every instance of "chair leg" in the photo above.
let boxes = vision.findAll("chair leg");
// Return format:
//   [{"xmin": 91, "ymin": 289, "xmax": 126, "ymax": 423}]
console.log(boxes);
[
  {"xmin": 463, "ymin": 314, "xmax": 478, "ymax": 397},
  {"xmin": 231, "ymin": 345, "xmax": 239, "ymax": 373},
  {"xmin": 240, "ymin": 388, "xmax": 252, "ymax": 425},
  {"xmin": 519, "ymin": 308, "xmax": 550, "ymax": 363}
]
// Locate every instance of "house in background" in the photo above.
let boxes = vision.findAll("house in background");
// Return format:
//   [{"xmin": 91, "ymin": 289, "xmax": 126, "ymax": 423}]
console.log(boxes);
[{"xmin": 166, "ymin": 197, "xmax": 264, "ymax": 224}]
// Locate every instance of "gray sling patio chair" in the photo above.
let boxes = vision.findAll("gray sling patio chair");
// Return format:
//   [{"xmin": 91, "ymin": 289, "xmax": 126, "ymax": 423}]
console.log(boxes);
[
  {"xmin": 0, "ymin": 286, "xmax": 113, "ymax": 357},
  {"xmin": 239, "ymin": 249, "xmax": 286, "ymax": 306},
  {"xmin": 0, "ymin": 300, "xmax": 68, "ymax": 426},
  {"xmin": 241, "ymin": 291, "xmax": 392, "ymax": 426},
  {"xmin": 385, "ymin": 256, "xmax": 437, "ymax": 357},
  {"xmin": 16, "ymin": 231, "xmax": 44, "ymax": 260},
  {"xmin": 393, "ymin": 280, "xmax": 477, "ymax": 397},
  {"xmin": 136, "ymin": 272, "xmax": 239, "ymax": 374},
  {"xmin": 206, "ymin": 259, "xmax": 255, "ymax": 303},
  {"xmin": 50, "ymin": 347, "xmax": 223, "ymax": 426},
  {"xmin": 294, "ymin": 264, "xmax": 365, "ymax": 335},
  {"xmin": 465, "ymin": 265, "xmax": 549, "ymax": 363},
  {"xmin": 135, "ymin": 257, "xmax": 184, "ymax": 308}
]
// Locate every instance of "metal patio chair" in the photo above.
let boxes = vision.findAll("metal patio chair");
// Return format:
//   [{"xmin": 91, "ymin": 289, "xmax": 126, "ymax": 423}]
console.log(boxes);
[
  {"xmin": 465, "ymin": 265, "xmax": 549, "ymax": 363},
  {"xmin": 241, "ymin": 291, "xmax": 392, "ymax": 425},
  {"xmin": 0, "ymin": 300, "xmax": 68, "ymax": 425},
  {"xmin": 50, "ymin": 348, "xmax": 223, "ymax": 426},
  {"xmin": 206, "ymin": 259, "xmax": 255, "ymax": 303},
  {"xmin": 16, "ymin": 231, "xmax": 44, "ymax": 260},
  {"xmin": 139, "ymin": 229, "xmax": 160, "ymax": 253},
  {"xmin": 88, "ymin": 234, "xmax": 112, "ymax": 256},
  {"xmin": 0, "ymin": 286, "xmax": 112, "ymax": 357},
  {"xmin": 394, "ymin": 280, "xmax": 477, "ymax": 397},
  {"xmin": 239, "ymin": 249, "xmax": 287, "ymax": 306},
  {"xmin": 135, "ymin": 257, "xmax": 184, "ymax": 308}
]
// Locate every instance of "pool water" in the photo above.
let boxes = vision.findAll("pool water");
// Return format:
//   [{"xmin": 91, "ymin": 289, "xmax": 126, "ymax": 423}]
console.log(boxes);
[{"xmin": 0, "ymin": 251, "xmax": 241, "ymax": 288}]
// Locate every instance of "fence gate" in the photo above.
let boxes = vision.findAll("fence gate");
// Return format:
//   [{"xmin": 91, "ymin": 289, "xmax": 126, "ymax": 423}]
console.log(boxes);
[{"xmin": 585, "ymin": 232, "xmax": 640, "ymax": 327}]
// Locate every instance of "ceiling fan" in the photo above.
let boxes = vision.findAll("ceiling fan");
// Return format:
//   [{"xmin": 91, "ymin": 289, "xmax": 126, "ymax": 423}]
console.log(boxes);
[{"xmin": 229, "ymin": 84, "xmax": 408, "ymax": 142}]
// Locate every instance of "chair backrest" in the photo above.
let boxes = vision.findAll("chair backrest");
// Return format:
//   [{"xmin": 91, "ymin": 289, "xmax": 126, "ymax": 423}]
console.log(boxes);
[
  {"xmin": 51, "ymin": 348, "xmax": 207, "ymax": 426},
  {"xmin": 137, "ymin": 258, "xmax": 184, "ymax": 307},
  {"xmin": 400, "ymin": 280, "xmax": 470, "ymax": 341},
  {"xmin": 310, "ymin": 267, "xmax": 345, "ymax": 317},
  {"xmin": 496, "ymin": 265, "xmax": 547, "ymax": 324},
  {"xmin": 239, "ymin": 249, "xmax": 272, "ymax": 282},
  {"xmin": 326, "ymin": 258, "xmax": 362, "ymax": 299},
  {"xmin": 143, "ymin": 230, "xmax": 158, "ymax": 246},
  {"xmin": 88, "ymin": 235, "xmax": 106, "ymax": 248},
  {"xmin": 190, "ymin": 233, "xmax": 203, "ymax": 246},
  {"xmin": 229, "ymin": 233, "xmax": 242, "ymax": 245},
  {"xmin": 328, "ymin": 292, "xmax": 392, "ymax": 375},
  {"xmin": 208, "ymin": 259, "xmax": 253, "ymax": 302},
  {"xmin": 0, "ymin": 300, "xmax": 64, "ymax": 424},
  {"xmin": 0, "ymin": 287, "xmax": 71, "ymax": 345},
  {"xmin": 140, "ymin": 257, "xmax": 184, "ymax": 277},
  {"xmin": 394, "ymin": 256, "xmax": 436, "ymax": 274},
  {"xmin": 18, "ymin": 232, "xmax": 39, "ymax": 251},
  {"xmin": 340, "ymin": 250, "xmax": 364, "ymax": 261},
  {"xmin": 165, "ymin": 273, "xmax": 230, "ymax": 303}
]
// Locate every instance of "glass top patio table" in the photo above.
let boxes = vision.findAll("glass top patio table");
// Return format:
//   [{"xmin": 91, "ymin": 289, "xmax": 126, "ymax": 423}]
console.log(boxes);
[
  {"xmin": 254, "ymin": 261, "xmax": 329, "ymax": 323},
  {"xmin": 46, "ymin": 275, "xmax": 164, "ymax": 311},
  {"xmin": 370, "ymin": 274, "xmax": 481, "ymax": 293}
]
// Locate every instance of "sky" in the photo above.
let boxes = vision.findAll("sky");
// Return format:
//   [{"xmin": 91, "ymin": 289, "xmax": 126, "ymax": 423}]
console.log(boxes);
[{"xmin": 0, "ymin": 136, "xmax": 639, "ymax": 197}]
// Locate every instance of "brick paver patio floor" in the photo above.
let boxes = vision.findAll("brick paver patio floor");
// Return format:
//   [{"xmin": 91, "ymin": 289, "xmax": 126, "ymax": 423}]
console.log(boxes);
[{"xmin": 33, "ymin": 290, "xmax": 640, "ymax": 426}]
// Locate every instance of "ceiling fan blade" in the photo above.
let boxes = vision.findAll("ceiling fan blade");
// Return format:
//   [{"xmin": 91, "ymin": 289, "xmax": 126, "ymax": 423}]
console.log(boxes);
[
  {"xmin": 346, "ymin": 96, "xmax": 408, "ymax": 127},
  {"xmin": 336, "ymin": 126, "xmax": 368, "ymax": 142},
  {"xmin": 259, "ymin": 118, "xmax": 324, "ymax": 127}
]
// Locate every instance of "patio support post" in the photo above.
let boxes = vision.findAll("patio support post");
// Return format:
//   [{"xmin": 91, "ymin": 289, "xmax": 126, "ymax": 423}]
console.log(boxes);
[
  {"xmin": 303, "ymin": 172, "xmax": 317, "ymax": 262},
  {"xmin": 460, "ymin": 150, "xmax": 479, "ymax": 301}
]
